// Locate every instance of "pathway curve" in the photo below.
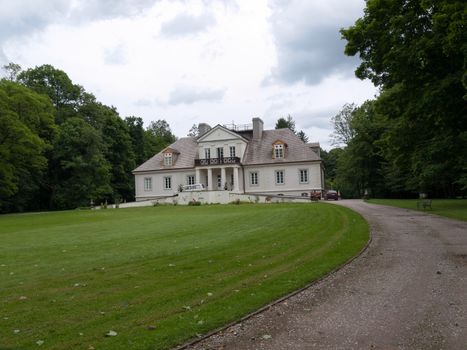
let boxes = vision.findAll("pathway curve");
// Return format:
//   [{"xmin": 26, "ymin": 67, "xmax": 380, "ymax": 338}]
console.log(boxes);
[{"xmin": 187, "ymin": 200, "xmax": 467, "ymax": 349}]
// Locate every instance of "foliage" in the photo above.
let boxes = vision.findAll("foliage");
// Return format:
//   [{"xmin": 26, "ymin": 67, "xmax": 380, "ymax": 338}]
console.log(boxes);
[
  {"xmin": 0, "ymin": 203, "xmax": 368, "ymax": 350},
  {"xmin": 0, "ymin": 80, "xmax": 56, "ymax": 212},
  {"xmin": 187, "ymin": 123, "xmax": 199, "ymax": 137},
  {"xmin": 275, "ymin": 115, "xmax": 310, "ymax": 144},
  {"xmin": 330, "ymin": 103, "xmax": 357, "ymax": 146},
  {"xmin": 275, "ymin": 114, "xmax": 296, "ymax": 132},
  {"xmin": 0, "ymin": 63, "xmax": 177, "ymax": 212},
  {"xmin": 336, "ymin": 0, "xmax": 467, "ymax": 198},
  {"xmin": 2, "ymin": 63, "xmax": 22, "ymax": 81},
  {"xmin": 144, "ymin": 119, "xmax": 177, "ymax": 159}
]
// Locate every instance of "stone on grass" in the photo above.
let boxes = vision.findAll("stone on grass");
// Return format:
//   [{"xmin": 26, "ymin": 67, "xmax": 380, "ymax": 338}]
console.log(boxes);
[{"xmin": 105, "ymin": 330, "xmax": 117, "ymax": 337}]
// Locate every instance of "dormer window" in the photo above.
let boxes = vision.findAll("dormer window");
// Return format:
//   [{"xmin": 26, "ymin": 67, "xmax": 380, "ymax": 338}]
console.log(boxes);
[
  {"xmin": 272, "ymin": 140, "xmax": 287, "ymax": 159},
  {"xmin": 164, "ymin": 153, "xmax": 173, "ymax": 166},
  {"xmin": 274, "ymin": 144, "xmax": 284, "ymax": 158}
]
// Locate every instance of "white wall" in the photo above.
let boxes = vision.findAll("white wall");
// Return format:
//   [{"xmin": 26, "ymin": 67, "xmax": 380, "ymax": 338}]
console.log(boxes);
[
  {"xmin": 243, "ymin": 162, "xmax": 322, "ymax": 196},
  {"xmin": 197, "ymin": 128, "xmax": 247, "ymax": 159},
  {"xmin": 135, "ymin": 170, "xmax": 195, "ymax": 200}
]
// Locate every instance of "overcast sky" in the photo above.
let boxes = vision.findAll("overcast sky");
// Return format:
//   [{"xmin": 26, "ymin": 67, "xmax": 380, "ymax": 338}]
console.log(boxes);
[{"xmin": 0, "ymin": 0, "xmax": 377, "ymax": 149}]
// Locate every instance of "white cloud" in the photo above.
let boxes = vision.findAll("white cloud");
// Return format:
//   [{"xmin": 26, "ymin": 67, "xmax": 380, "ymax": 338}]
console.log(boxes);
[
  {"xmin": 160, "ymin": 12, "xmax": 216, "ymax": 37},
  {"xmin": 1, "ymin": 0, "xmax": 378, "ymax": 150},
  {"xmin": 168, "ymin": 85, "xmax": 226, "ymax": 105}
]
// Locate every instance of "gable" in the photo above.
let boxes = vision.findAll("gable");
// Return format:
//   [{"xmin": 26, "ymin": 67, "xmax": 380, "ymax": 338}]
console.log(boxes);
[{"xmin": 198, "ymin": 125, "xmax": 247, "ymax": 143}]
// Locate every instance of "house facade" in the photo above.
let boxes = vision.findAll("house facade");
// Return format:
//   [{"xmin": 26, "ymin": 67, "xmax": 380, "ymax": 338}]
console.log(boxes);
[{"xmin": 133, "ymin": 118, "xmax": 324, "ymax": 202}]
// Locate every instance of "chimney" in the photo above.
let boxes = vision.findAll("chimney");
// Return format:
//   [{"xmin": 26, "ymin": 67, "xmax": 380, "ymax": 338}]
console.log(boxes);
[
  {"xmin": 252, "ymin": 117, "xmax": 263, "ymax": 140},
  {"xmin": 198, "ymin": 123, "xmax": 211, "ymax": 137}
]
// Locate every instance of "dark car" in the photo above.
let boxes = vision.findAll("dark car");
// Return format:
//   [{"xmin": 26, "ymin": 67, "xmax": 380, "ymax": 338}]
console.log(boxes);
[{"xmin": 325, "ymin": 190, "xmax": 339, "ymax": 200}]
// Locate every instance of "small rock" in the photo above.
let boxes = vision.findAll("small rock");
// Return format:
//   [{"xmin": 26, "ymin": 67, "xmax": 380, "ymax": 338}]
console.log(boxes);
[
  {"xmin": 147, "ymin": 325, "xmax": 157, "ymax": 330},
  {"xmin": 197, "ymin": 320, "xmax": 204, "ymax": 325},
  {"xmin": 262, "ymin": 334, "xmax": 272, "ymax": 340},
  {"xmin": 168, "ymin": 263, "xmax": 176, "ymax": 267},
  {"xmin": 14, "ymin": 329, "xmax": 20, "ymax": 334},
  {"xmin": 207, "ymin": 292, "xmax": 213, "ymax": 297},
  {"xmin": 88, "ymin": 346, "xmax": 95, "ymax": 350},
  {"xmin": 19, "ymin": 296, "xmax": 28, "ymax": 300},
  {"xmin": 105, "ymin": 330, "xmax": 117, "ymax": 337},
  {"xmin": 436, "ymin": 271, "xmax": 442, "ymax": 275},
  {"xmin": 79, "ymin": 332, "xmax": 84, "ymax": 336},
  {"xmin": 36, "ymin": 340, "xmax": 44, "ymax": 346}
]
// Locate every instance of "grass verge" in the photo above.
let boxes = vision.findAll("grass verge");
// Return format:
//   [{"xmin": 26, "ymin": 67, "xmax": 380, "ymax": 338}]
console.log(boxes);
[
  {"xmin": 0, "ymin": 203, "xmax": 368, "ymax": 350},
  {"xmin": 367, "ymin": 199, "xmax": 467, "ymax": 221}
]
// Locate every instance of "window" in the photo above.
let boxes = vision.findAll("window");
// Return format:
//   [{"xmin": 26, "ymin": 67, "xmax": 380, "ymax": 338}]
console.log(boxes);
[
  {"xmin": 217, "ymin": 147, "xmax": 224, "ymax": 159},
  {"xmin": 274, "ymin": 144, "xmax": 284, "ymax": 158},
  {"xmin": 164, "ymin": 153, "xmax": 172, "ymax": 166},
  {"xmin": 187, "ymin": 175, "xmax": 195, "ymax": 185},
  {"xmin": 301, "ymin": 192, "xmax": 309, "ymax": 197},
  {"xmin": 250, "ymin": 172, "xmax": 258, "ymax": 185},
  {"xmin": 144, "ymin": 177, "xmax": 152, "ymax": 191},
  {"xmin": 204, "ymin": 148, "xmax": 211, "ymax": 159},
  {"xmin": 163, "ymin": 176, "xmax": 172, "ymax": 190},
  {"xmin": 275, "ymin": 170, "xmax": 284, "ymax": 185},
  {"xmin": 229, "ymin": 146, "xmax": 236, "ymax": 157},
  {"xmin": 299, "ymin": 169, "xmax": 309, "ymax": 183}
]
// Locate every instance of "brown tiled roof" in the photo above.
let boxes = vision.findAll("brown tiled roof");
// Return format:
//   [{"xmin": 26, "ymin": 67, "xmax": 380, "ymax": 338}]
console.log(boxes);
[
  {"xmin": 243, "ymin": 129, "xmax": 320, "ymax": 165},
  {"xmin": 133, "ymin": 129, "xmax": 320, "ymax": 172},
  {"xmin": 133, "ymin": 137, "xmax": 198, "ymax": 173}
]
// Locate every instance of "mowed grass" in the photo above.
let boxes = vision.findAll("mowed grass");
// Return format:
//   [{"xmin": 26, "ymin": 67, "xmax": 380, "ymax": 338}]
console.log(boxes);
[
  {"xmin": 367, "ymin": 199, "xmax": 467, "ymax": 221},
  {"xmin": 0, "ymin": 203, "xmax": 368, "ymax": 350}
]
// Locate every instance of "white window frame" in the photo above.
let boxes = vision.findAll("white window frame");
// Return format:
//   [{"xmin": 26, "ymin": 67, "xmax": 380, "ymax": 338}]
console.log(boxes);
[
  {"xmin": 250, "ymin": 172, "xmax": 258, "ymax": 186},
  {"xmin": 164, "ymin": 153, "xmax": 173, "ymax": 166},
  {"xmin": 187, "ymin": 175, "xmax": 195, "ymax": 185},
  {"xmin": 229, "ymin": 146, "xmax": 236, "ymax": 157},
  {"xmin": 275, "ymin": 170, "xmax": 285, "ymax": 185},
  {"xmin": 144, "ymin": 177, "xmax": 152, "ymax": 191},
  {"xmin": 274, "ymin": 144, "xmax": 284, "ymax": 158},
  {"xmin": 204, "ymin": 148, "xmax": 211, "ymax": 159},
  {"xmin": 163, "ymin": 176, "xmax": 172, "ymax": 190},
  {"xmin": 299, "ymin": 169, "xmax": 309, "ymax": 184}
]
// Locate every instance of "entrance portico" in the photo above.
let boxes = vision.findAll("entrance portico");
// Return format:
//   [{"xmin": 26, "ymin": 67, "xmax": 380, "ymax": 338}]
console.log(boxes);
[{"xmin": 195, "ymin": 165, "xmax": 240, "ymax": 192}]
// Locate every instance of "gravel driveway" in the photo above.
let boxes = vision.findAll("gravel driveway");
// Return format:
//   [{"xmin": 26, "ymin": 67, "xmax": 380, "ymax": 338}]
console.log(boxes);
[{"xmin": 186, "ymin": 200, "xmax": 467, "ymax": 350}]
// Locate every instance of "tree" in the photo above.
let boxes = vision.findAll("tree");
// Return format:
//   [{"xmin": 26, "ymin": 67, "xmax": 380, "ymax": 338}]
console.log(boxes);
[
  {"xmin": 275, "ymin": 115, "xmax": 296, "ymax": 132},
  {"xmin": 187, "ymin": 124, "xmax": 199, "ymax": 137},
  {"xmin": 2, "ymin": 63, "xmax": 22, "ymax": 81},
  {"xmin": 51, "ymin": 118, "xmax": 111, "ymax": 209},
  {"xmin": 330, "ymin": 103, "xmax": 357, "ymax": 146},
  {"xmin": 125, "ymin": 116, "xmax": 146, "ymax": 165},
  {"xmin": 296, "ymin": 130, "xmax": 309, "ymax": 143},
  {"xmin": 18, "ymin": 64, "xmax": 83, "ymax": 123},
  {"xmin": 145, "ymin": 119, "xmax": 176, "ymax": 158},
  {"xmin": 0, "ymin": 81, "xmax": 55, "ymax": 212},
  {"xmin": 341, "ymin": 0, "xmax": 467, "ymax": 197}
]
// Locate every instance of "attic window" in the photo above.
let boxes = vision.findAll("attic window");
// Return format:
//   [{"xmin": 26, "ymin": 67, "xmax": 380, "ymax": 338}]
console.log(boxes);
[
  {"xmin": 164, "ymin": 153, "xmax": 173, "ymax": 166},
  {"xmin": 274, "ymin": 144, "xmax": 284, "ymax": 159}
]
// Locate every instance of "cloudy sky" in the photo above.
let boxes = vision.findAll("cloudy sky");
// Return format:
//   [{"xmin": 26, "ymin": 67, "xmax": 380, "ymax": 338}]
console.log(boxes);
[{"xmin": 1, "ymin": 0, "xmax": 377, "ymax": 149}]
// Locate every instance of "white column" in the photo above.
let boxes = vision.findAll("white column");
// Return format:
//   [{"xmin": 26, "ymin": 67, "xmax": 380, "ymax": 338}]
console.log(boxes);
[
  {"xmin": 207, "ymin": 168, "xmax": 213, "ymax": 191},
  {"xmin": 195, "ymin": 168, "xmax": 201, "ymax": 184},
  {"xmin": 233, "ymin": 167, "xmax": 239, "ymax": 192},
  {"xmin": 221, "ymin": 167, "xmax": 226, "ymax": 190}
]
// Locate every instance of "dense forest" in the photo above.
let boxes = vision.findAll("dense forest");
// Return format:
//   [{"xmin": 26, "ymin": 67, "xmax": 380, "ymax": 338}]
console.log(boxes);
[
  {"xmin": 0, "ymin": 64, "xmax": 176, "ymax": 213},
  {"xmin": 322, "ymin": 0, "xmax": 466, "ymax": 199}
]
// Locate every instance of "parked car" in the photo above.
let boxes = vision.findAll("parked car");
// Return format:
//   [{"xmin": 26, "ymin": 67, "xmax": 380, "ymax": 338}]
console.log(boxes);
[{"xmin": 324, "ymin": 190, "xmax": 339, "ymax": 200}]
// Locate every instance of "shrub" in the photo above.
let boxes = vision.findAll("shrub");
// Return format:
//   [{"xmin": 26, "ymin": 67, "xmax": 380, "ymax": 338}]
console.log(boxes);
[{"xmin": 188, "ymin": 199, "xmax": 201, "ymax": 206}]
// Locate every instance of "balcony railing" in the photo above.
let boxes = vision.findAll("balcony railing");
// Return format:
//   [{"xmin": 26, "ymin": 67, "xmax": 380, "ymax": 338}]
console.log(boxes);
[{"xmin": 195, "ymin": 157, "xmax": 241, "ymax": 166}]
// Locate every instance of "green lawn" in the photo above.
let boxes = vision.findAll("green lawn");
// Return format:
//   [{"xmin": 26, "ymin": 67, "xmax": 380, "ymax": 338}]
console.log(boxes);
[
  {"xmin": 0, "ymin": 203, "xmax": 368, "ymax": 350},
  {"xmin": 367, "ymin": 199, "xmax": 467, "ymax": 221}
]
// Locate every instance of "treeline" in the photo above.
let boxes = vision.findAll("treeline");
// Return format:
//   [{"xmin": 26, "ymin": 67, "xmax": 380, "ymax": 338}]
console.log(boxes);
[
  {"xmin": 322, "ymin": 0, "xmax": 466, "ymax": 199},
  {"xmin": 0, "ymin": 64, "xmax": 176, "ymax": 213}
]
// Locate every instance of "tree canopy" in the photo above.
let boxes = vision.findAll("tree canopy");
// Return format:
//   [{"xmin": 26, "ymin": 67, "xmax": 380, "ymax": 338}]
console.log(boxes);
[
  {"xmin": 332, "ymin": 0, "xmax": 466, "ymax": 198},
  {"xmin": 0, "ymin": 64, "xmax": 177, "ymax": 213}
]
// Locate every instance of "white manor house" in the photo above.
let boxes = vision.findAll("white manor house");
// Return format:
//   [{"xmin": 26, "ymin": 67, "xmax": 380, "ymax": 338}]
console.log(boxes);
[{"xmin": 133, "ymin": 118, "xmax": 324, "ymax": 203}]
